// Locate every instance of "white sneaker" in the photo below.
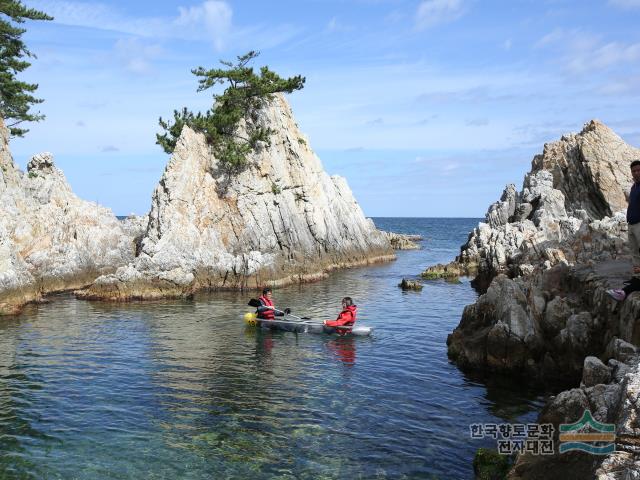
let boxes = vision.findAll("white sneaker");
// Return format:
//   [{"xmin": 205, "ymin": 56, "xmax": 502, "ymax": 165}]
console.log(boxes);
[{"xmin": 607, "ymin": 289, "xmax": 626, "ymax": 301}]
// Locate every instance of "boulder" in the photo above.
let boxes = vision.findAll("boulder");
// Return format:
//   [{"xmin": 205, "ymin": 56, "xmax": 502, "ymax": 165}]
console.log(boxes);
[
  {"xmin": 398, "ymin": 278, "xmax": 423, "ymax": 291},
  {"xmin": 381, "ymin": 231, "xmax": 421, "ymax": 250},
  {"xmin": 581, "ymin": 356, "xmax": 611, "ymax": 387}
]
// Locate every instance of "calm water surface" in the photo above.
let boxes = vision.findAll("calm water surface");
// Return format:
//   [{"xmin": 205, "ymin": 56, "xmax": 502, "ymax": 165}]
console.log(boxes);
[{"xmin": 0, "ymin": 218, "xmax": 547, "ymax": 479}]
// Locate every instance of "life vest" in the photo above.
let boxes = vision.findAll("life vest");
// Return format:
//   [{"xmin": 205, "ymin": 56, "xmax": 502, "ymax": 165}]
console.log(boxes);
[
  {"xmin": 257, "ymin": 295, "xmax": 275, "ymax": 320},
  {"xmin": 325, "ymin": 305, "xmax": 357, "ymax": 327}
]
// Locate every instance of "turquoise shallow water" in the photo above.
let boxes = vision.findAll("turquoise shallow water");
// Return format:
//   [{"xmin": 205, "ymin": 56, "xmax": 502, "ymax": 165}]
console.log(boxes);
[{"xmin": 0, "ymin": 218, "xmax": 546, "ymax": 479}]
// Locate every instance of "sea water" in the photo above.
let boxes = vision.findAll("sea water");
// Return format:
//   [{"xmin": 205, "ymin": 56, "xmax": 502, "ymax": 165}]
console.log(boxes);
[{"xmin": 0, "ymin": 218, "xmax": 546, "ymax": 479}]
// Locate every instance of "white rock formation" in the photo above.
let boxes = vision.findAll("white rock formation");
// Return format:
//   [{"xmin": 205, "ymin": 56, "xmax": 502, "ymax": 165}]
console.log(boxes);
[
  {"xmin": 78, "ymin": 94, "xmax": 393, "ymax": 300},
  {"xmin": 429, "ymin": 120, "xmax": 640, "ymax": 478},
  {"xmin": 451, "ymin": 120, "xmax": 639, "ymax": 289},
  {"xmin": 0, "ymin": 117, "xmax": 139, "ymax": 314}
]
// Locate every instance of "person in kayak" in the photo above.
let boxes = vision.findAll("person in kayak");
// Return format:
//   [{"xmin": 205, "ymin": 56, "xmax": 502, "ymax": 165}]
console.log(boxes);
[
  {"xmin": 256, "ymin": 288, "xmax": 288, "ymax": 320},
  {"xmin": 323, "ymin": 297, "xmax": 357, "ymax": 334}
]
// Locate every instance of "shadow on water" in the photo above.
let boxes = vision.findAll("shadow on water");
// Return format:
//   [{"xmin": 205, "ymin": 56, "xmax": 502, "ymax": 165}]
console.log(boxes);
[{"xmin": 0, "ymin": 218, "xmax": 551, "ymax": 479}]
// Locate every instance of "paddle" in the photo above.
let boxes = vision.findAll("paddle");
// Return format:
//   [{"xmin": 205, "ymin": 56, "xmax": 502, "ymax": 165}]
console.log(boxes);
[
  {"xmin": 247, "ymin": 298, "xmax": 293, "ymax": 316},
  {"xmin": 246, "ymin": 298, "xmax": 355, "ymax": 330}
]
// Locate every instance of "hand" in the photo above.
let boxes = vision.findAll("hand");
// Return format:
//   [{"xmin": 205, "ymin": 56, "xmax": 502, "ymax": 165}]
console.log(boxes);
[{"xmin": 284, "ymin": 308, "xmax": 291, "ymax": 314}]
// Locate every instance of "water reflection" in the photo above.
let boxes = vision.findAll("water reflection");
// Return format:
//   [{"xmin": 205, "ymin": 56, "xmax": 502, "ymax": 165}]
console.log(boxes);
[
  {"xmin": 325, "ymin": 336, "xmax": 356, "ymax": 366},
  {"xmin": 0, "ymin": 219, "xmax": 549, "ymax": 478}
]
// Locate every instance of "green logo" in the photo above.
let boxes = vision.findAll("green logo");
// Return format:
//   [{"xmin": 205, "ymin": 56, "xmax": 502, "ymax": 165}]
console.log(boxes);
[{"xmin": 559, "ymin": 410, "xmax": 615, "ymax": 455}]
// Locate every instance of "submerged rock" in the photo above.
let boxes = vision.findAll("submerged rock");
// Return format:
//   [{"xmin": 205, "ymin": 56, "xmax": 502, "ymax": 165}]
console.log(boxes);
[
  {"xmin": 473, "ymin": 448, "xmax": 511, "ymax": 480},
  {"xmin": 78, "ymin": 94, "xmax": 393, "ymax": 301},
  {"xmin": 398, "ymin": 278, "xmax": 423, "ymax": 291},
  {"xmin": 0, "ymin": 118, "xmax": 137, "ymax": 315}
]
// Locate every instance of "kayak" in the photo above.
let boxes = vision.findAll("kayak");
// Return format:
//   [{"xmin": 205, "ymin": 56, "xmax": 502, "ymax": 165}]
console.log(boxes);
[{"xmin": 244, "ymin": 314, "xmax": 373, "ymax": 336}]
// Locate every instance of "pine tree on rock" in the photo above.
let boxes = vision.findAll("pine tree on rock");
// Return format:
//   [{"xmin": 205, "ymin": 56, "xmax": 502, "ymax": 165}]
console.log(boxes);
[
  {"xmin": 0, "ymin": 0, "xmax": 52, "ymax": 137},
  {"xmin": 157, "ymin": 51, "xmax": 305, "ymax": 172}
]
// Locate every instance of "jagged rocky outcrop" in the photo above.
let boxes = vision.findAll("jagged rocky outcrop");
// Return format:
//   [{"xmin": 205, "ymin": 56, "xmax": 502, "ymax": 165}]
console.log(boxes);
[
  {"xmin": 77, "ymin": 94, "xmax": 393, "ymax": 300},
  {"xmin": 440, "ymin": 121, "xmax": 640, "ymax": 381},
  {"xmin": 433, "ymin": 120, "xmax": 640, "ymax": 479},
  {"xmin": 381, "ymin": 231, "xmax": 422, "ymax": 250},
  {"xmin": 430, "ymin": 120, "xmax": 637, "ymax": 291},
  {"xmin": 0, "ymin": 118, "xmax": 139, "ymax": 315},
  {"xmin": 449, "ymin": 259, "xmax": 640, "ymax": 383}
]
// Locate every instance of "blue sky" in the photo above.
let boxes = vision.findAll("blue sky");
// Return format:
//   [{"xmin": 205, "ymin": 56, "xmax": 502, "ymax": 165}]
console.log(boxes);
[{"xmin": 7, "ymin": 0, "xmax": 640, "ymax": 216}]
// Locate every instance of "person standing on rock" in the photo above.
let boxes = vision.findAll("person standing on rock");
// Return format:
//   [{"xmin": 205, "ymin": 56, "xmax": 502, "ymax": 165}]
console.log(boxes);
[
  {"xmin": 607, "ymin": 160, "xmax": 640, "ymax": 301},
  {"xmin": 256, "ymin": 288, "xmax": 287, "ymax": 320}
]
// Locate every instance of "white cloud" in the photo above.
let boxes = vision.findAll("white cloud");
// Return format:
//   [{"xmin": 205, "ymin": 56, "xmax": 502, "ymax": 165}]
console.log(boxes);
[
  {"xmin": 608, "ymin": 0, "xmax": 640, "ymax": 8},
  {"xmin": 325, "ymin": 16, "xmax": 353, "ymax": 33},
  {"xmin": 597, "ymin": 76, "xmax": 640, "ymax": 95},
  {"xmin": 535, "ymin": 28, "xmax": 640, "ymax": 74},
  {"xmin": 415, "ymin": 0, "xmax": 467, "ymax": 30},
  {"xmin": 175, "ymin": 1, "xmax": 232, "ymax": 50},
  {"xmin": 114, "ymin": 38, "xmax": 163, "ymax": 75},
  {"xmin": 441, "ymin": 161, "xmax": 460, "ymax": 175},
  {"xmin": 466, "ymin": 118, "xmax": 489, "ymax": 126},
  {"xmin": 31, "ymin": 0, "xmax": 233, "ymax": 50},
  {"xmin": 365, "ymin": 117, "xmax": 384, "ymax": 126},
  {"xmin": 567, "ymin": 41, "xmax": 640, "ymax": 74}
]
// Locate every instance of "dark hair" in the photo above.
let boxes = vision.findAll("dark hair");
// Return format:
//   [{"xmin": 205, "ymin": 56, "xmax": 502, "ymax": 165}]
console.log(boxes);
[
  {"xmin": 342, "ymin": 297, "xmax": 353, "ymax": 306},
  {"xmin": 631, "ymin": 160, "xmax": 640, "ymax": 169},
  {"xmin": 262, "ymin": 287, "xmax": 272, "ymax": 295}
]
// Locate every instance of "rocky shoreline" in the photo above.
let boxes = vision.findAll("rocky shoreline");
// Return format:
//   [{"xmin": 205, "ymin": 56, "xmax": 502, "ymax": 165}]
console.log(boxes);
[
  {"xmin": 0, "ymin": 96, "xmax": 397, "ymax": 315},
  {"xmin": 0, "ymin": 118, "xmax": 141, "ymax": 315},
  {"xmin": 425, "ymin": 120, "xmax": 640, "ymax": 478},
  {"xmin": 75, "ymin": 94, "xmax": 395, "ymax": 301}
]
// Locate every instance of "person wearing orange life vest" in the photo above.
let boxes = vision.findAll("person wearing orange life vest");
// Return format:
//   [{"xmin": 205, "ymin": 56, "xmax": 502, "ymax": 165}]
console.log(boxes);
[
  {"xmin": 256, "ymin": 287, "xmax": 287, "ymax": 320},
  {"xmin": 323, "ymin": 297, "xmax": 357, "ymax": 334}
]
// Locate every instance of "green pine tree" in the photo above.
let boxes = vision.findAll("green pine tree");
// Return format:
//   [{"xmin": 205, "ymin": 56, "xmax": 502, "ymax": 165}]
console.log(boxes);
[
  {"xmin": 157, "ymin": 51, "xmax": 305, "ymax": 171},
  {"xmin": 0, "ymin": 1, "xmax": 53, "ymax": 137}
]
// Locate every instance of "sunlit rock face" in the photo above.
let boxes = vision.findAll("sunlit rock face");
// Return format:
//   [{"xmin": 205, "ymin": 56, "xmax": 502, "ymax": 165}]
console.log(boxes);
[
  {"xmin": 436, "ymin": 120, "xmax": 640, "ymax": 480},
  {"xmin": 0, "ymin": 118, "xmax": 139, "ymax": 315},
  {"xmin": 439, "ymin": 120, "xmax": 638, "ymax": 290},
  {"xmin": 441, "ymin": 120, "xmax": 640, "ymax": 381},
  {"xmin": 78, "ymin": 94, "xmax": 393, "ymax": 301}
]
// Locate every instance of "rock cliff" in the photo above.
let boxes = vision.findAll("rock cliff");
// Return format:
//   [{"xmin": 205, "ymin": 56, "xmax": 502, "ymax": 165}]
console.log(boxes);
[
  {"xmin": 0, "ymin": 118, "xmax": 138, "ymax": 315},
  {"xmin": 428, "ymin": 120, "xmax": 640, "ymax": 478},
  {"xmin": 430, "ymin": 120, "xmax": 637, "ymax": 291},
  {"xmin": 508, "ymin": 343, "xmax": 640, "ymax": 479},
  {"xmin": 77, "ymin": 94, "xmax": 393, "ymax": 300},
  {"xmin": 440, "ymin": 121, "xmax": 640, "ymax": 381}
]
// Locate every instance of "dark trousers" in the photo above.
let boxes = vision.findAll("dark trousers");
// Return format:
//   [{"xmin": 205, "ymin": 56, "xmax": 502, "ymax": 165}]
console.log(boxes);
[{"xmin": 623, "ymin": 277, "xmax": 640, "ymax": 296}]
